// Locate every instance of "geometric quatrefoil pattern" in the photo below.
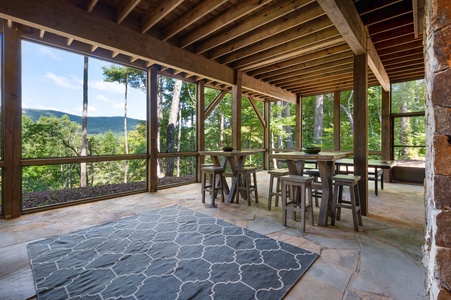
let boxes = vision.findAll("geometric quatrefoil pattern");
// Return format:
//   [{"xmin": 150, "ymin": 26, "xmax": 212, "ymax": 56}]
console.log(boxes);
[{"xmin": 28, "ymin": 205, "xmax": 318, "ymax": 300}]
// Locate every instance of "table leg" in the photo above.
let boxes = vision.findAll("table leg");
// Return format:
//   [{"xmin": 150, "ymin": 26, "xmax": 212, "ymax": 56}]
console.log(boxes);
[{"xmin": 317, "ymin": 161, "xmax": 334, "ymax": 226}]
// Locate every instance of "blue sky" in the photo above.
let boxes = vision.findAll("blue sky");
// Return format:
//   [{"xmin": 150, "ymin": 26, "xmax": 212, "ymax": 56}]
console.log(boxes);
[{"xmin": 21, "ymin": 41, "xmax": 147, "ymax": 120}]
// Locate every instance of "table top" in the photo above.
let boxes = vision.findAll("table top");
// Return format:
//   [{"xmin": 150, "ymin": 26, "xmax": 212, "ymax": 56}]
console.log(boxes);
[
  {"xmin": 271, "ymin": 150, "xmax": 352, "ymax": 161},
  {"xmin": 198, "ymin": 149, "xmax": 265, "ymax": 156},
  {"xmin": 335, "ymin": 158, "xmax": 396, "ymax": 169}
]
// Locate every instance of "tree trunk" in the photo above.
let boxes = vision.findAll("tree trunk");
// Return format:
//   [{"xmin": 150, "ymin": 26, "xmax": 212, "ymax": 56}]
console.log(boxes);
[
  {"xmin": 282, "ymin": 101, "xmax": 293, "ymax": 149},
  {"xmin": 80, "ymin": 56, "xmax": 88, "ymax": 187},
  {"xmin": 314, "ymin": 95, "xmax": 323, "ymax": 145},
  {"xmin": 165, "ymin": 79, "xmax": 182, "ymax": 177}
]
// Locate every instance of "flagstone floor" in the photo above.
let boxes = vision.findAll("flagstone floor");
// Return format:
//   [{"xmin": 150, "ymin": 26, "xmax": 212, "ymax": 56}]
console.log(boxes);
[{"xmin": 0, "ymin": 172, "xmax": 427, "ymax": 299}]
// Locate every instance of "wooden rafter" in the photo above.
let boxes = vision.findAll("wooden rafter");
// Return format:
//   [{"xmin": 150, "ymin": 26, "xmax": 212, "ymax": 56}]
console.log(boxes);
[
  {"xmin": 87, "ymin": 0, "xmax": 98, "ymax": 12},
  {"xmin": 247, "ymin": 97, "xmax": 267, "ymax": 128},
  {"xmin": 117, "ymin": 0, "xmax": 141, "ymax": 24},
  {"xmin": 196, "ymin": 0, "xmax": 316, "ymax": 54},
  {"xmin": 179, "ymin": 0, "xmax": 272, "ymax": 48},
  {"xmin": 317, "ymin": 0, "xmax": 390, "ymax": 91},
  {"xmin": 162, "ymin": 0, "xmax": 228, "ymax": 41},
  {"xmin": 204, "ymin": 90, "xmax": 227, "ymax": 118},
  {"xmin": 141, "ymin": 0, "xmax": 183, "ymax": 33}
]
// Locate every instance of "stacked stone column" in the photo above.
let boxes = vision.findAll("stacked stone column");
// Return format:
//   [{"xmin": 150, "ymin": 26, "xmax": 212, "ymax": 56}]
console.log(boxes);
[{"xmin": 424, "ymin": 0, "xmax": 451, "ymax": 298}]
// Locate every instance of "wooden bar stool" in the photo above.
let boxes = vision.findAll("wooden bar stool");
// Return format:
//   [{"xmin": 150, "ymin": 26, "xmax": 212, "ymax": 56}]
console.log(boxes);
[
  {"xmin": 267, "ymin": 169, "xmax": 290, "ymax": 210},
  {"xmin": 235, "ymin": 167, "xmax": 259, "ymax": 206},
  {"xmin": 304, "ymin": 168, "xmax": 322, "ymax": 207},
  {"xmin": 280, "ymin": 175, "xmax": 315, "ymax": 233},
  {"xmin": 201, "ymin": 166, "xmax": 225, "ymax": 206},
  {"xmin": 331, "ymin": 174, "xmax": 363, "ymax": 232}
]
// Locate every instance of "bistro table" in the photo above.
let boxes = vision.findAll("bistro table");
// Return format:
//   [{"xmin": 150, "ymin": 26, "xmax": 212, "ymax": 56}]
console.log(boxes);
[
  {"xmin": 198, "ymin": 149, "xmax": 265, "ymax": 203},
  {"xmin": 271, "ymin": 150, "xmax": 352, "ymax": 226}
]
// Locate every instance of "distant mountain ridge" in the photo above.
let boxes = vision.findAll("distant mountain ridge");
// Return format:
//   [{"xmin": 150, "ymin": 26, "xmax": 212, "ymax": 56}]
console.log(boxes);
[{"xmin": 23, "ymin": 108, "xmax": 144, "ymax": 135}]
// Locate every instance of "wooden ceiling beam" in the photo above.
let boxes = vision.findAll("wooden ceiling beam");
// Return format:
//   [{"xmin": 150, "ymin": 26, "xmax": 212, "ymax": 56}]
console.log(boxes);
[
  {"xmin": 247, "ymin": 43, "xmax": 350, "ymax": 76},
  {"xmin": 0, "ymin": 0, "xmax": 235, "ymax": 85},
  {"xmin": 117, "ymin": 0, "xmax": 141, "ymax": 24},
  {"xmin": 141, "ymin": 0, "xmax": 183, "ymax": 33},
  {"xmin": 196, "ymin": 0, "xmax": 317, "ymax": 55},
  {"xmin": 234, "ymin": 27, "xmax": 344, "ymax": 70},
  {"xmin": 317, "ymin": 0, "xmax": 390, "ymax": 91},
  {"xmin": 162, "ymin": 0, "xmax": 228, "ymax": 41},
  {"xmin": 220, "ymin": 15, "xmax": 332, "ymax": 65},
  {"xmin": 179, "ymin": 0, "xmax": 272, "ymax": 49},
  {"xmin": 242, "ymin": 73, "xmax": 297, "ymax": 103},
  {"xmin": 87, "ymin": 0, "xmax": 99, "ymax": 13}
]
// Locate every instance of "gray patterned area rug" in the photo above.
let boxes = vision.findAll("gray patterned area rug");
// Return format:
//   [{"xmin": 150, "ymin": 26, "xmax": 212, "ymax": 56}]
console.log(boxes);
[{"xmin": 28, "ymin": 205, "xmax": 318, "ymax": 300}]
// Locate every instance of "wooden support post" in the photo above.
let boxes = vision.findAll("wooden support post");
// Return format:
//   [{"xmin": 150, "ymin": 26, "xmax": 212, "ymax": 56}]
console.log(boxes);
[
  {"xmin": 334, "ymin": 91, "xmax": 340, "ymax": 150},
  {"xmin": 381, "ymin": 88, "xmax": 391, "ymax": 181},
  {"xmin": 295, "ymin": 95, "xmax": 302, "ymax": 150},
  {"xmin": 264, "ymin": 100, "xmax": 270, "ymax": 170},
  {"xmin": 353, "ymin": 53, "xmax": 368, "ymax": 215},
  {"xmin": 3, "ymin": 21, "xmax": 22, "ymax": 219},
  {"xmin": 232, "ymin": 70, "xmax": 242, "ymax": 150},
  {"xmin": 197, "ymin": 80, "xmax": 205, "ymax": 181},
  {"xmin": 148, "ymin": 65, "xmax": 159, "ymax": 192}
]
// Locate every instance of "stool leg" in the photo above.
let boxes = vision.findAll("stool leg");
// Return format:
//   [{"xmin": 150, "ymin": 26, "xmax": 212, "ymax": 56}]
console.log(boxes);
[
  {"xmin": 307, "ymin": 183, "xmax": 314, "ymax": 226},
  {"xmin": 202, "ymin": 172, "xmax": 207, "ymax": 204},
  {"xmin": 235, "ymin": 173, "xmax": 241, "ymax": 204},
  {"xmin": 275, "ymin": 176, "xmax": 280, "ymax": 207},
  {"xmin": 268, "ymin": 175, "xmax": 274, "ymax": 210},
  {"xmin": 336, "ymin": 185, "xmax": 343, "ymax": 221},
  {"xmin": 300, "ymin": 183, "xmax": 306, "ymax": 233},
  {"xmin": 246, "ymin": 172, "xmax": 251, "ymax": 206},
  {"xmin": 282, "ymin": 181, "xmax": 287, "ymax": 226},
  {"xmin": 349, "ymin": 183, "xmax": 359, "ymax": 232},
  {"xmin": 355, "ymin": 184, "xmax": 363, "ymax": 226},
  {"xmin": 219, "ymin": 173, "xmax": 225, "ymax": 203},
  {"xmin": 211, "ymin": 172, "xmax": 217, "ymax": 207},
  {"xmin": 331, "ymin": 183, "xmax": 339, "ymax": 226},
  {"xmin": 252, "ymin": 172, "xmax": 258, "ymax": 203}
]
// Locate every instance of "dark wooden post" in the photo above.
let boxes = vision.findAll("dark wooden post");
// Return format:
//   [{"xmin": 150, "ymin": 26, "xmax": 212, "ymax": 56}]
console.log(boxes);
[
  {"xmin": 295, "ymin": 95, "xmax": 302, "ymax": 150},
  {"xmin": 264, "ymin": 100, "xmax": 270, "ymax": 169},
  {"xmin": 381, "ymin": 88, "xmax": 391, "ymax": 181},
  {"xmin": 334, "ymin": 91, "xmax": 341, "ymax": 150},
  {"xmin": 232, "ymin": 70, "xmax": 242, "ymax": 150},
  {"xmin": 353, "ymin": 53, "xmax": 369, "ymax": 215},
  {"xmin": 148, "ymin": 65, "xmax": 159, "ymax": 192},
  {"xmin": 197, "ymin": 80, "xmax": 205, "ymax": 181},
  {"xmin": 3, "ymin": 21, "xmax": 22, "ymax": 219}
]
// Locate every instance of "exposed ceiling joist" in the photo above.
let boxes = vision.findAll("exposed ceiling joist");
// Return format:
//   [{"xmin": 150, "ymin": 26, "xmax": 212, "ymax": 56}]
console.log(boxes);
[{"xmin": 317, "ymin": 0, "xmax": 390, "ymax": 91}]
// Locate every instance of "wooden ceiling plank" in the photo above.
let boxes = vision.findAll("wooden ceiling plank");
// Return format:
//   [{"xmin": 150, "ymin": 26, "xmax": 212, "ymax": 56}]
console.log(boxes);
[
  {"xmin": 317, "ymin": 0, "xmax": 390, "ymax": 91},
  {"xmin": 354, "ymin": 0, "xmax": 403, "ymax": 16},
  {"xmin": 141, "ymin": 0, "xmax": 183, "ymax": 33},
  {"xmin": 263, "ymin": 57, "xmax": 353, "ymax": 83},
  {"xmin": 371, "ymin": 24, "xmax": 414, "ymax": 44},
  {"xmin": 377, "ymin": 40, "xmax": 423, "ymax": 56},
  {"xmin": 258, "ymin": 52, "xmax": 353, "ymax": 80},
  {"xmin": 276, "ymin": 65, "xmax": 354, "ymax": 87},
  {"xmin": 234, "ymin": 27, "xmax": 343, "ymax": 70},
  {"xmin": 210, "ymin": 3, "xmax": 325, "ymax": 60},
  {"xmin": 117, "ymin": 0, "xmax": 141, "ymax": 24},
  {"xmin": 242, "ymin": 73, "xmax": 297, "ymax": 103},
  {"xmin": 179, "ymin": 0, "xmax": 272, "ymax": 49},
  {"xmin": 162, "ymin": 0, "xmax": 228, "ymax": 41},
  {"xmin": 247, "ymin": 43, "xmax": 350, "ymax": 76},
  {"xmin": 360, "ymin": 1, "xmax": 412, "ymax": 27},
  {"xmin": 87, "ymin": 0, "xmax": 99, "ymax": 13},
  {"xmin": 367, "ymin": 14, "xmax": 413, "ymax": 36},
  {"xmin": 220, "ymin": 15, "xmax": 332, "ymax": 65},
  {"xmin": 196, "ymin": 0, "xmax": 316, "ymax": 54}
]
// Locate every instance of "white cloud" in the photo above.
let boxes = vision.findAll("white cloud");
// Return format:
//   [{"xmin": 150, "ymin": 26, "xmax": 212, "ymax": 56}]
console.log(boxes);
[
  {"xmin": 96, "ymin": 94, "xmax": 113, "ymax": 103},
  {"xmin": 38, "ymin": 47, "xmax": 62, "ymax": 61},
  {"xmin": 45, "ymin": 72, "xmax": 81, "ymax": 90},
  {"xmin": 90, "ymin": 80, "xmax": 124, "ymax": 94},
  {"xmin": 113, "ymin": 102, "xmax": 124, "ymax": 110}
]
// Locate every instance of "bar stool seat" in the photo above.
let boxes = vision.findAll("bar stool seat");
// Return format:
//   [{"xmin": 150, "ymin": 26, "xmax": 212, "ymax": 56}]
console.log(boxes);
[
  {"xmin": 267, "ymin": 169, "xmax": 290, "ymax": 210},
  {"xmin": 280, "ymin": 175, "xmax": 315, "ymax": 233},
  {"xmin": 235, "ymin": 167, "xmax": 259, "ymax": 206},
  {"xmin": 331, "ymin": 174, "xmax": 363, "ymax": 232},
  {"xmin": 201, "ymin": 166, "xmax": 225, "ymax": 206}
]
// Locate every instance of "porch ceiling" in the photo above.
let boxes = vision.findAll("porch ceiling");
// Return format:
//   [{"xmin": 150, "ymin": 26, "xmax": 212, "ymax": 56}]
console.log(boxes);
[{"xmin": 0, "ymin": 0, "xmax": 424, "ymax": 101}]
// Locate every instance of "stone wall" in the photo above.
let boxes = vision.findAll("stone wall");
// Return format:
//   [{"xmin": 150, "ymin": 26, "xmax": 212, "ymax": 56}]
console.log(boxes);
[{"xmin": 424, "ymin": 0, "xmax": 451, "ymax": 298}]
